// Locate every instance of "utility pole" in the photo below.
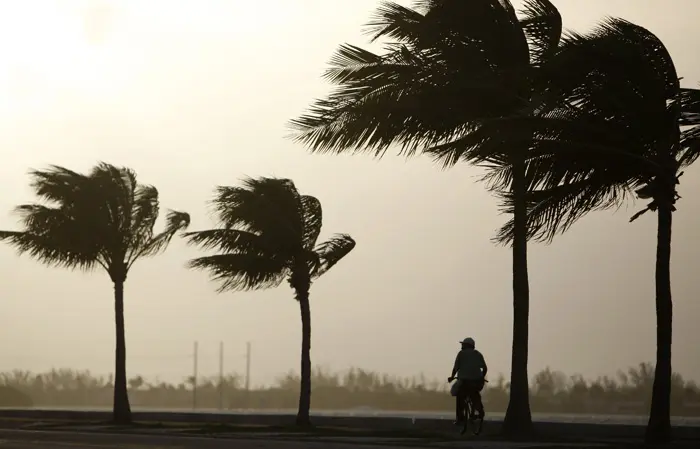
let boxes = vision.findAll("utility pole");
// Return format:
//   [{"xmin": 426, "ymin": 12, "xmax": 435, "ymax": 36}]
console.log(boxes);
[
  {"xmin": 245, "ymin": 341, "xmax": 251, "ymax": 408},
  {"xmin": 193, "ymin": 341, "xmax": 199, "ymax": 410},
  {"xmin": 218, "ymin": 341, "xmax": 224, "ymax": 410},
  {"xmin": 245, "ymin": 341, "xmax": 251, "ymax": 391}
]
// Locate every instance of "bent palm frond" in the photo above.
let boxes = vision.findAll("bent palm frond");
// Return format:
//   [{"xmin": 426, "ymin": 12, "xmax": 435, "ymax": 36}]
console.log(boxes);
[
  {"xmin": 187, "ymin": 254, "xmax": 288, "ymax": 292},
  {"xmin": 519, "ymin": 0, "xmax": 562, "ymax": 66},
  {"xmin": 312, "ymin": 234, "xmax": 356, "ymax": 278},
  {"xmin": 0, "ymin": 201, "xmax": 102, "ymax": 270},
  {"xmin": 0, "ymin": 230, "xmax": 99, "ymax": 270},
  {"xmin": 493, "ymin": 172, "xmax": 635, "ymax": 245},
  {"xmin": 300, "ymin": 196, "xmax": 323, "ymax": 250},
  {"xmin": 127, "ymin": 210, "xmax": 190, "ymax": 267},
  {"xmin": 212, "ymin": 178, "xmax": 302, "ymax": 247}
]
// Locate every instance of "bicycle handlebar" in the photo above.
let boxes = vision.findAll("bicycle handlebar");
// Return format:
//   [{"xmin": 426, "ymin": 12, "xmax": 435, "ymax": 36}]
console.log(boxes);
[{"xmin": 447, "ymin": 377, "xmax": 488, "ymax": 383}]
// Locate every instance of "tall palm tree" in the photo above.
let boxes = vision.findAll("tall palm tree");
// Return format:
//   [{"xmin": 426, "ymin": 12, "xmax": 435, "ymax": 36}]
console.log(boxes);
[
  {"xmin": 0, "ymin": 163, "xmax": 190, "ymax": 424},
  {"xmin": 290, "ymin": 0, "xmax": 564, "ymax": 435},
  {"xmin": 184, "ymin": 176, "xmax": 355, "ymax": 426},
  {"xmin": 491, "ymin": 21, "xmax": 700, "ymax": 443}
]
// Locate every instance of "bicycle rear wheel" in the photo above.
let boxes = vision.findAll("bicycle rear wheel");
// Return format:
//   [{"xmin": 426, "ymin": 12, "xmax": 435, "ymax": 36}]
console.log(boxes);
[
  {"xmin": 472, "ymin": 412, "xmax": 483, "ymax": 435},
  {"xmin": 460, "ymin": 399, "xmax": 471, "ymax": 435},
  {"xmin": 461, "ymin": 398, "xmax": 483, "ymax": 436}
]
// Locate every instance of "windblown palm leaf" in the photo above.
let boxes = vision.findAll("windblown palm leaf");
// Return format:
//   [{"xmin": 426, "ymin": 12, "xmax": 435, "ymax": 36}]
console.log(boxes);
[{"xmin": 185, "ymin": 176, "xmax": 355, "ymax": 426}]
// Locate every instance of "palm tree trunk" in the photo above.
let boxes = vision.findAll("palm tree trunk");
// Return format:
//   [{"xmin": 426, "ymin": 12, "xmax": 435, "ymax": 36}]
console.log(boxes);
[
  {"xmin": 503, "ymin": 159, "xmax": 533, "ymax": 437},
  {"xmin": 113, "ymin": 280, "xmax": 132, "ymax": 424},
  {"xmin": 295, "ymin": 285, "xmax": 312, "ymax": 427},
  {"xmin": 645, "ymin": 201, "xmax": 673, "ymax": 443}
]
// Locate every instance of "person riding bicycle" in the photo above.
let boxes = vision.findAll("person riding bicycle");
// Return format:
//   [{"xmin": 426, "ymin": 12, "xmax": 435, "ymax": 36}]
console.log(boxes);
[{"xmin": 448, "ymin": 337, "xmax": 487, "ymax": 424}]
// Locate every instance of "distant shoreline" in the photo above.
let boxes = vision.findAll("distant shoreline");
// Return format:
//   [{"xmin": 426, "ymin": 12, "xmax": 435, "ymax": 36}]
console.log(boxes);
[{"xmin": 2, "ymin": 364, "xmax": 699, "ymax": 418}]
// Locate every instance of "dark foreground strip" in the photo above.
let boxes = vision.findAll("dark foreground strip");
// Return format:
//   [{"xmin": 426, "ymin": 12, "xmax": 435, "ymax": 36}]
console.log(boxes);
[
  {"xmin": 0, "ymin": 410, "xmax": 698, "ymax": 440},
  {"xmin": 0, "ymin": 429, "xmax": 444, "ymax": 449}
]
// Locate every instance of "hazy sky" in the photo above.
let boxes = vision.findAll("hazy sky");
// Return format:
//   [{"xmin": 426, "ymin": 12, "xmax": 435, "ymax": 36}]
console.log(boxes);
[{"xmin": 0, "ymin": 0, "xmax": 699, "ymax": 388}]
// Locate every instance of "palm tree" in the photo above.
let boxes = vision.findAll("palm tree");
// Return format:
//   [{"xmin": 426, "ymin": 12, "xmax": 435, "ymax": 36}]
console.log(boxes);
[
  {"xmin": 184, "ymin": 176, "xmax": 356, "ymax": 426},
  {"xmin": 491, "ymin": 21, "xmax": 700, "ymax": 442},
  {"xmin": 290, "ymin": 0, "xmax": 564, "ymax": 435},
  {"xmin": 0, "ymin": 163, "xmax": 190, "ymax": 424}
]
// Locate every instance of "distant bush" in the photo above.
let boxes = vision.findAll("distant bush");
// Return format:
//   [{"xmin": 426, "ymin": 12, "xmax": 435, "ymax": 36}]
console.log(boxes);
[
  {"xmin": 0, "ymin": 385, "xmax": 33, "ymax": 407},
  {"xmin": 0, "ymin": 363, "xmax": 698, "ymax": 416}
]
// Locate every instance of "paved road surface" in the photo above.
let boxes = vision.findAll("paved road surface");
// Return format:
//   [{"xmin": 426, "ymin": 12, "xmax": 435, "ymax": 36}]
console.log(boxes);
[
  {"xmin": 3, "ymin": 429, "xmax": 700, "ymax": 449},
  {"xmin": 0, "ymin": 430, "xmax": 409, "ymax": 449},
  {"xmin": 2, "ymin": 407, "xmax": 698, "ymax": 426},
  {"xmin": 0, "ymin": 429, "xmax": 605, "ymax": 449}
]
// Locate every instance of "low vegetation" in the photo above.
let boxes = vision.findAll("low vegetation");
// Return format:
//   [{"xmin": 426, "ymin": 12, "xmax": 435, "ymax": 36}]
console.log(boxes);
[{"xmin": 1, "ymin": 363, "xmax": 698, "ymax": 416}]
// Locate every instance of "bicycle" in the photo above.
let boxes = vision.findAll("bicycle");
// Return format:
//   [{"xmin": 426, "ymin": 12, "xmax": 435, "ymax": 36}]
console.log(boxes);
[{"xmin": 448, "ymin": 377, "xmax": 487, "ymax": 436}]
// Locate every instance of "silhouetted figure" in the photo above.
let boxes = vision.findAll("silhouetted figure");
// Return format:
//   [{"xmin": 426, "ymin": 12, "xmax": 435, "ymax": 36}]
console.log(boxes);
[{"xmin": 448, "ymin": 337, "xmax": 487, "ymax": 424}]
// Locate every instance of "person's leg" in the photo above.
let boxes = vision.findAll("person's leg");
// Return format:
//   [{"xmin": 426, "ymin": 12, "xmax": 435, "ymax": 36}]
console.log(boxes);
[
  {"xmin": 463, "ymin": 383, "xmax": 478, "ymax": 419},
  {"xmin": 470, "ymin": 390, "xmax": 484, "ymax": 417},
  {"xmin": 455, "ymin": 381, "xmax": 466, "ymax": 423},
  {"xmin": 455, "ymin": 393, "xmax": 465, "ymax": 422},
  {"xmin": 473, "ymin": 380, "xmax": 485, "ymax": 417}
]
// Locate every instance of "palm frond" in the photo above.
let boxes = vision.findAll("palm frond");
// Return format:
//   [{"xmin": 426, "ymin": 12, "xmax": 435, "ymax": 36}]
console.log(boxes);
[
  {"xmin": 323, "ymin": 44, "xmax": 389, "ymax": 86},
  {"xmin": 289, "ymin": 47, "xmax": 445, "ymax": 157},
  {"xmin": 312, "ymin": 234, "xmax": 356, "ymax": 279},
  {"xmin": 183, "ymin": 228, "xmax": 271, "ymax": 256},
  {"xmin": 187, "ymin": 254, "xmax": 287, "ymax": 292},
  {"xmin": 8, "ymin": 203, "xmax": 103, "ymax": 265},
  {"xmin": 679, "ymin": 124, "xmax": 700, "ymax": 168},
  {"xmin": 3, "ymin": 163, "xmax": 187, "ymax": 277},
  {"xmin": 543, "ymin": 18, "xmax": 679, "ymax": 145},
  {"xmin": 289, "ymin": 0, "xmax": 532, "ymax": 159},
  {"xmin": 212, "ymin": 178, "xmax": 303, "ymax": 248},
  {"xmin": 127, "ymin": 210, "xmax": 190, "ymax": 267},
  {"xmin": 0, "ymin": 228, "xmax": 100, "ymax": 271},
  {"xmin": 677, "ymin": 86, "xmax": 700, "ymax": 168},
  {"xmin": 680, "ymin": 87, "xmax": 700, "ymax": 119},
  {"xmin": 518, "ymin": 0, "xmax": 561, "ymax": 66},
  {"xmin": 300, "ymin": 195, "xmax": 323, "ymax": 249},
  {"xmin": 90, "ymin": 163, "xmax": 138, "ymax": 233},
  {"xmin": 126, "ymin": 184, "xmax": 160, "ymax": 260},
  {"xmin": 28, "ymin": 165, "xmax": 89, "ymax": 205},
  {"xmin": 363, "ymin": 1, "xmax": 425, "ymax": 43},
  {"xmin": 493, "ymin": 173, "xmax": 635, "ymax": 246}
]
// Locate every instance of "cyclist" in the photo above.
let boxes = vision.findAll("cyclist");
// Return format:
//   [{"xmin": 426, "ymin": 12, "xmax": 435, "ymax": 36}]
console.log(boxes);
[{"xmin": 448, "ymin": 337, "xmax": 487, "ymax": 424}]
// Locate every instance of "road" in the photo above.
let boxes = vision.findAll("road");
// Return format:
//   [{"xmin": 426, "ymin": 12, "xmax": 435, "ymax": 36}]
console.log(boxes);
[
  {"xmin": 3, "ymin": 407, "xmax": 699, "ymax": 426},
  {"xmin": 0, "ymin": 429, "xmax": 592, "ymax": 449},
  {"xmin": 0, "ymin": 430, "xmax": 404, "ymax": 449}
]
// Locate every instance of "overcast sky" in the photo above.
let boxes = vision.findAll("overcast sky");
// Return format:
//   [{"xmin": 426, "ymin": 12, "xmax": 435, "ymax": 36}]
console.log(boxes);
[{"xmin": 0, "ymin": 0, "xmax": 698, "ymax": 388}]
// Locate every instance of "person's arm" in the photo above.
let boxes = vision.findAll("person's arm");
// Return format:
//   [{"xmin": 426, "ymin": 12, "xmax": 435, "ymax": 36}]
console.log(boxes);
[
  {"xmin": 480, "ymin": 353, "xmax": 488, "ymax": 378},
  {"xmin": 450, "ymin": 352, "xmax": 460, "ymax": 379}
]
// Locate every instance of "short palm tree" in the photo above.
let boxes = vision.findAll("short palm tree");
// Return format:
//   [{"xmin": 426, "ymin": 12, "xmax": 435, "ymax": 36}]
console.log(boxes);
[
  {"xmin": 184, "ymin": 176, "xmax": 355, "ymax": 426},
  {"xmin": 491, "ymin": 21, "xmax": 700, "ymax": 443},
  {"xmin": 290, "ymin": 0, "xmax": 564, "ymax": 435},
  {"xmin": 0, "ymin": 163, "xmax": 190, "ymax": 424}
]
